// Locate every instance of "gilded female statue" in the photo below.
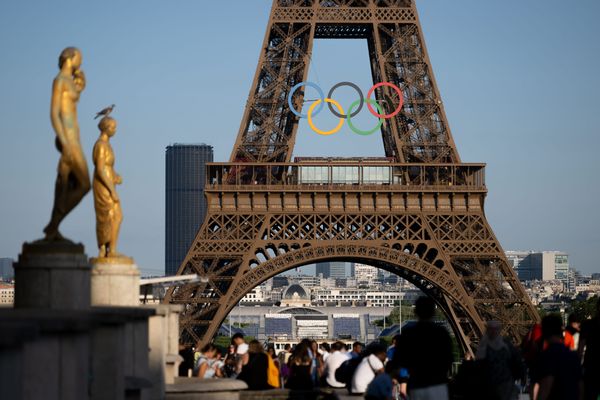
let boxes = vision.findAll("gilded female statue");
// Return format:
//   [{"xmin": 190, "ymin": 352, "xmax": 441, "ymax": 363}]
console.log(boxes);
[
  {"xmin": 92, "ymin": 116, "xmax": 123, "ymax": 258},
  {"xmin": 44, "ymin": 47, "xmax": 91, "ymax": 240}
]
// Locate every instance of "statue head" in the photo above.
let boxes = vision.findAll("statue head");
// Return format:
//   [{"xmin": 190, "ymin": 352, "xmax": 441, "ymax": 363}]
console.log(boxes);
[
  {"xmin": 58, "ymin": 47, "xmax": 82, "ymax": 70},
  {"xmin": 98, "ymin": 116, "xmax": 117, "ymax": 137}
]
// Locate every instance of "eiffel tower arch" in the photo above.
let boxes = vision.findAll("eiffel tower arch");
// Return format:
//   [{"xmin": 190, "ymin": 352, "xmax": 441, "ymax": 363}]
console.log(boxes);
[{"xmin": 166, "ymin": 0, "xmax": 539, "ymax": 354}]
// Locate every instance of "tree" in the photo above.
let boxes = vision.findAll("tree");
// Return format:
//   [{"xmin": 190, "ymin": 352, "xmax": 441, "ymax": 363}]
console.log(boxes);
[{"xmin": 568, "ymin": 295, "xmax": 599, "ymax": 321}]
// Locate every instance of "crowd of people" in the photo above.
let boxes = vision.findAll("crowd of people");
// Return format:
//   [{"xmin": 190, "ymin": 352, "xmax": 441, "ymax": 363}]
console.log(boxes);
[{"xmin": 178, "ymin": 295, "xmax": 600, "ymax": 400}]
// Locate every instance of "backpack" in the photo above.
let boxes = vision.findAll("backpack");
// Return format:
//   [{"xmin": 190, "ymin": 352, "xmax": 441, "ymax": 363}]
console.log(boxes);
[
  {"xmin": 335, "ymin": 357, "xmax": 361, "ymax": 386},
  {"xmin": 267, "ymin": 356, "xmax": 280, "ymax": 388}
]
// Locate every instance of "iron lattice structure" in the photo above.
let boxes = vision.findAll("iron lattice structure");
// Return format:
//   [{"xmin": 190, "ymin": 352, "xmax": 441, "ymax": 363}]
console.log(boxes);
[{"xmin": 166, "ymin": 0, "xmax": 539, "ymax": 354}]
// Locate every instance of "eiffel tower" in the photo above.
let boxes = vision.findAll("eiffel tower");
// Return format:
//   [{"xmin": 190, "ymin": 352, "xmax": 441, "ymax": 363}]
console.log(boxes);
[{"xmin": 166, "ymin": 0, "xmax": 539, "ymax": 353}]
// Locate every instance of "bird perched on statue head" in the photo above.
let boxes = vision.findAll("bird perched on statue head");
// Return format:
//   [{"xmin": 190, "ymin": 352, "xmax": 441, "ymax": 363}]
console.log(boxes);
[{"xmin": 94, "ymin": 104, "xmax": 115, "ymax": 119}]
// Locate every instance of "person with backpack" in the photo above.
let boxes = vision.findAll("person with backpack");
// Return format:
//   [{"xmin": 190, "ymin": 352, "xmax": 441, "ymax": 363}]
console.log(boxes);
[
  {"xmin": 390, "ymin": 296, "xmax": 453, "ymax": 400},
  {"xmin": 324, "ymin": 341, "xmax": 350, "ymax": 388},
  {"xmin": 475, "ymin": 320, "xmax": 524, "ymax": 400},
  {"xmin": 335, "ymin": 351, "xmax": 363, "ymax": 392},
  {"xmin": 266, "ymin": 344, "xmax": 281, "ymax": 389},
  {"xmin": 349, "ymin": 342, "xmax": 387, "ymax": 394},
  {"xmin": 237, "ymin": 340, "xmax": 273, "ymax": 390},
  {"xmin": 535, "ymin": 314, "xmax": 582, "ymax": 400}
]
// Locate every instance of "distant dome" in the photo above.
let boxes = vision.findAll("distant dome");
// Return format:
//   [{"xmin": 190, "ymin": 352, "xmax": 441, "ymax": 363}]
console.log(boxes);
[{"xmin": 282, "ymin": 284, "xmax": 309, "ymax": 300}]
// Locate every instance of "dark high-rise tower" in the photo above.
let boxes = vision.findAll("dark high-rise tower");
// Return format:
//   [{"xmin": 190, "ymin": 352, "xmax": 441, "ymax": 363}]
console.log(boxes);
[
  {"xmin": 316, "ymin": 262, "xmax": 346, "ymax": 279},
  {"xmin": 165, "ymin": 144, "xmax": 213, "ymax": 276}
]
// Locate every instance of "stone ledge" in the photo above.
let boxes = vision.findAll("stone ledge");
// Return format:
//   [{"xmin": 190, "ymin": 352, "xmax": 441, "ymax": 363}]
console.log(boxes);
[
  {"xmin": 168, "ymin": 378, "xmax": 248, "ymax": 393},
  {"xmin": 0, "ymin": 307, "xmax": 156, "ymax": 346}
]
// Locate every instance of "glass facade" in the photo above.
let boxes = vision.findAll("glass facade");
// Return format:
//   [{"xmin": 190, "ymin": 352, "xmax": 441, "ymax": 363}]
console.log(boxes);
[
  {"xmin": 298, "ymin": 165, "xmax": 391, "ymax": 185},
  {"xmin": 316, "ymin": 262, "xmax": 346, "ymax": 279},
  {"xmin": 165, "ymin": 144, "xmax": 213, "ymax": 276},
  {"xmin": 554, "ymin": 254, "xmax": 570, "ymax": 290}
]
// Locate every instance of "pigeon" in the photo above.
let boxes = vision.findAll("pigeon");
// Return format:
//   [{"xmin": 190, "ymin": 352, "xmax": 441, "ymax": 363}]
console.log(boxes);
[{"xmin": 94, "ymin": 104, "xmax": 115, "ymax": 119}]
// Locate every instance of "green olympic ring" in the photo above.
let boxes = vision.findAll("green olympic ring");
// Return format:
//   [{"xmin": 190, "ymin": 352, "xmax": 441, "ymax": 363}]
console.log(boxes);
[{"xmin": 346, "ymin": 98, "xmax": 384, "ymax": 136}]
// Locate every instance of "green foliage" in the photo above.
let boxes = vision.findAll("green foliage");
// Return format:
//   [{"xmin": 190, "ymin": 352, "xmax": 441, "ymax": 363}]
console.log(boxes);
[
  {"xmin": 387, "ymin": 304, "xmax": 415, "ymax": 325},
  {"xmin": 213, "ymin": 335, "xmax": 231, "ymax": 350},
  {"xmin": 568, "ymin": 296, "xmax": 599, "ymax": 321},
  {"xmin": 537, "ymin": 305, "xmax": 548, "ymax": 319}
]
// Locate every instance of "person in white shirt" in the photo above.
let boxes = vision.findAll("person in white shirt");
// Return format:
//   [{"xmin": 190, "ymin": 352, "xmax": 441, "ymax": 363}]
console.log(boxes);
[
  {"xmin": 324, "ymin": 341, "xmax": 351, "ymax": 388},
  {"xmin": 319, "ymin": 342, "xmax": 331, "ymax": 362},
  {"xmin": 350, "ymin": 343, "xmax": 387, "ymax": 394}
]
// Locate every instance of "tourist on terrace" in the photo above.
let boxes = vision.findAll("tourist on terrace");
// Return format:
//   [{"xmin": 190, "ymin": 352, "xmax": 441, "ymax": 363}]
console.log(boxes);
[
  {"xmin": 237, "ymin": 340, "xmax": 272, "ymax": 390},
  {"xmin": 310, "ymin": 339, "xmax": 324, "ymax": 384},
  {"xmin": 195, "ymin": 344, "xmax": 223, "ymax": 379},
  {"xmin": 535, "ymin": 314, "xmax": 582, "ymax": 400},
  {"xmin": 277, "ymin": 350, "xmax": 290, "ymax": 387},
  {"xmin": 365, "ymin": 362, "xmax": 408, "ymax": 400},
  {"xmin": 319, "ymin": 342, "xmax": 331, "ymax": 362},
  {"xmin": 475, "ymin": 320, "xmax": 524, "ymax": 400},
  {"xmin": 286, "ymin": 341, "xmax": 314, "ymax": 391},
  {"xmin": 578, "ymin": 297, "xmax": 600, "ymax": 400},
  {"xmin": 350, "ymin": 342, "xmax": 387, "ymax": 394},
  {"xmin": 323, "ymin": 341, "xmax": 350, "ymax": 388},
  {"xmin": 564, "ymin": 314, "xmax": 581, "ymax": 351},
  {"xmin": 281, "ymin": 343, "xmax": 292, "ymax": 364},
  {"xmin": 350, "ymin": 341, "xmax": 363, "ymax": 359},
  {"xmin": 223, "ymin": 332, "xmax": 248, "ymax": 377},
  {"xmin": 391, "ymin": 296, "xmax": 453, "ymax": 400},
  {"xmin": 387, "ymin": 334, "xmax": 401, "ymax": 360}
]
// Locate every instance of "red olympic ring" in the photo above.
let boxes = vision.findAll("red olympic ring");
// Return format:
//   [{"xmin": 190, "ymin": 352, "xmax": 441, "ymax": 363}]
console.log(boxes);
[{"xmin": 366, "ymin": 82, "xmax": 404, "ymax": 119}]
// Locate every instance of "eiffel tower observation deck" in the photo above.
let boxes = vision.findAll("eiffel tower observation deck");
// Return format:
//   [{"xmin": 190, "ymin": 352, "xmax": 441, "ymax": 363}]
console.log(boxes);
[{"xmin": 165, "ymin": 0, "xmax": 540, "ymax": 354}]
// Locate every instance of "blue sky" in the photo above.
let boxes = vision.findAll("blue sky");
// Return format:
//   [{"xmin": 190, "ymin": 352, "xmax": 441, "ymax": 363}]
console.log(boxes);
[{"xmin": 0, "ymin": 0, "xmax": 599, "ymax": 276}]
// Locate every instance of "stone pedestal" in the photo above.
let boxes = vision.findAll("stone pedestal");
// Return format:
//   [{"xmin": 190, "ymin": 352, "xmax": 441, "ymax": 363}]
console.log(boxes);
[
  {"xmin": 14, "ymin": 240, "xmax": 90, "ymax": 310},
  {"xmin": 91, "ymin": 257, "xmax": 139, "ymax": 306}
]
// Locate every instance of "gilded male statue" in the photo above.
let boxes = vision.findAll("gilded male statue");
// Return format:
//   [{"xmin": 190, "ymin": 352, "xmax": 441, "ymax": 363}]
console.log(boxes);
[
  {"xmin": 92, "ymin": 116, "xmax": 123, "ymax": 258},
  {"xmin": 44, "ymin": 47, "xmax": 91, "ymax": 240}
]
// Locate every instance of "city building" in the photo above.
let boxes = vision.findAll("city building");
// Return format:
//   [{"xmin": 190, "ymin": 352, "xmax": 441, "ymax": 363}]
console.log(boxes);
[
  {"xmin": 312, "ymin": 288, "xmax": 408, "ymax": 307},
  {"xmin": 240, "ymin": 287, "xmax": 267, "ymax": 303},
  {"xmin": 354, "ymin": 263, "xmax": 378, "ymax": 285},
  {"xmin": 0, "ymin": 258, "xmax": 14, "ymax": 281},
  {"xmin": 280, "ymin": 284, "xmax": 311, "ymax": 307},
  {"xmin": 272, "ymin": 276, "xmax": 289, "ymax": 289},
  {"xmin": 165, "ymin": 144, "xmax": 213, "ymax": 276},
  {"xmin": 506, "ymin": 250, "xmax": 571, "ymax": 290},
  {"xmin": 315, "ymin": 262, "xmax": 346, "ymax": 279},
  {"xmin": 0, "ymin": 282, "xmax": 14, "ymax": 305}
]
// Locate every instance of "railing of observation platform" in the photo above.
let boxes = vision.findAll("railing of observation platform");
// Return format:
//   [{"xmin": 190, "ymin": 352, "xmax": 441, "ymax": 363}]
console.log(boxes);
[{"xmin": 206, "ymin": 162, "xmax": 486, "ymax": 191}]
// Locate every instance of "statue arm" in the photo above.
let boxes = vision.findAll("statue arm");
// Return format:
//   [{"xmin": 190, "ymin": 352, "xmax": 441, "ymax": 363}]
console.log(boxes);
[
  {"xmin": 94, "ymin": 144, "xmax": 119, "ymax": 201},
  {"xmin": 50, "ymin": 79, "xmax": 67, "ymax": 148}
]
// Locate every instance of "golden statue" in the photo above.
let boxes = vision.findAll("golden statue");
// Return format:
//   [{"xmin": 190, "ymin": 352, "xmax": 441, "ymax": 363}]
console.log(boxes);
[
  {"xmin": 44, "ymin": 47, "xmax": 91, "ymax": 240},
  {"xmin": 92, "ymin": 116, "xmax": 126, "ymax": 258}
]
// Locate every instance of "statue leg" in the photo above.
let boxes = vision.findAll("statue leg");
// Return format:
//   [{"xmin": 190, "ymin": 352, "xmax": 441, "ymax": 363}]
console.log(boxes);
[
  {"xmin": 44, "ymin": 158, "xmax": 71, "ymax": 239},
  {"xmin": 63, "ymin": 150, "xmax": 91, "ymax": 212},
  {"xmin": 99, "ymin": 244, "xmax": 106, "ymax": 258},
  {"xmin": 107, "ymin": 203, "xmax": 122, "ymax": 257}
]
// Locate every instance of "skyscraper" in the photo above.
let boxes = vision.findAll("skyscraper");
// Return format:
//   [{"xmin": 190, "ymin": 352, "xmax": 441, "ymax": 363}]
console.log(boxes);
[
  {"xmin": 316, "ymin": 262, "xmax": 346, "ymax": 279},
  {"xmin": 165, "ymin": 144, "xmax": 213, "ymax": 276},
  {"xmin": 0, "ymin": 258, "xmax": 13, "ymax": 281}
]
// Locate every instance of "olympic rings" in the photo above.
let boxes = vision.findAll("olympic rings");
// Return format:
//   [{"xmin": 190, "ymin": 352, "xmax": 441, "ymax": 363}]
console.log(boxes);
[
  {"xmin": 346, "ymin": 99, "xmax": 384, "ymax": 136},
  {"xmin": 287, "ymin": 80, "xmax": 404, "ymax": 135},
  {"xmin": 366, "ymin": 82, "xmax": 404, "ymax": 119},
  {"xmin": 288, "ymin": 81, "xmax": 325, "ymax": 118},
  {"xmin": 327, "ymin": 81, "xmax": 363, "ymax": 118},
  {"xmin": 307, "ymin": 98, "xmax": 345, "ymax": 135}
]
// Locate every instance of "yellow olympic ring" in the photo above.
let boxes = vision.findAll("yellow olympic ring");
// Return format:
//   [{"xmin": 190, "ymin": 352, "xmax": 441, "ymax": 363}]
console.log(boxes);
[{"xmin": 307, "ymin": 98, "xmax": 345, "ymax": 135}]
